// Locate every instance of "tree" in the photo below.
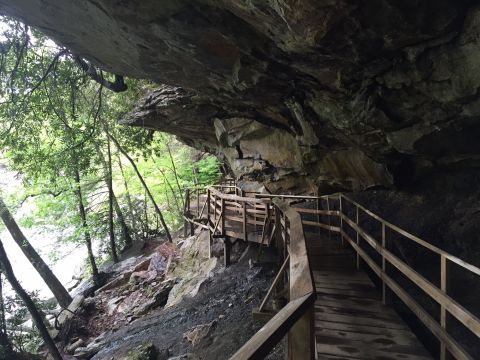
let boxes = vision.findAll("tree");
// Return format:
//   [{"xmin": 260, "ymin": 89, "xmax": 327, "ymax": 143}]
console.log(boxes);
[
  {"xmin": 109, "ymin": 133, "xmax": 172, "ymax": 242},
  {"xmin": 0, "ymin": 274, "xmax": 14, "ymax": 359},
  {"xmin": 0, "ymin": 196, "xmax": 72, "ymax": 308},
  {"xmin": 0, "ymin": 239, "xmax": 62, "ymax": 360}
]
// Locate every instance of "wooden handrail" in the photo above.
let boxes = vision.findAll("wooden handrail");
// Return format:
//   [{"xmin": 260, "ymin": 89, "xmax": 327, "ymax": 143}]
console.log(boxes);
[
  {"xmin": 183, "ymin": 182, "xmax": 480, "ymax": 360},
  {"xmin": 230, "ymin": 293, "xmax": 315, "ymax": 360},
  {"xmin": 340, "ymin": 194, "xmax": 480, "ymax": 276},
  {"xmin": 328, "ymin": 194, "xmax": 480, "ymax": 360},
  {"xmin": 230, "ymin": 199, "xmax": 316, "ymax": 359}
]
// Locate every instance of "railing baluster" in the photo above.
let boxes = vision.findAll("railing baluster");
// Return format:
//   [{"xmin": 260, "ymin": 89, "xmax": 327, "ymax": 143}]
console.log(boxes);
[
  {"xmin": 221, "ymin": 198, "xmax": 225, "ymax": 236},
  {"xmin": 339, "ymin": 195, "xmax": 344, "ymax": 246},
  {"xmin": 356, "ymin": 204, "xmax": 360, "ymax": 271},
  {"xmin": 441, "ymin": 254, "xmax": 448, "ymax": 360},
  {"xmin": 326, "ymin": 197, "xmax": 332, "ymax": 241},
  {"xmin": 382, "ymin": 222, "xmax": 387, "ymax": 304}
]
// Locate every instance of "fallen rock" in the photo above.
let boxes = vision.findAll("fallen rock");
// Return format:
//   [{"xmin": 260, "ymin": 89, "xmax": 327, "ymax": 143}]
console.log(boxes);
[
  {"xmin": 183, "ymin": 320, "xmax": 217, "ymax": 346},
  {"xmin": 52, "ymin": 294, "xmax": 85, "ymax": 338},
  {"xmin": 74, "ymin": 332, "xmax": 107, "ymax": 359},
  {"xmin": 118, "ymin": 342, "xmax": 161, "ymax": 360},
  {"xmin": 106, "ymin": 296, "xmax": 125, "ymax": 315},
  {"xmin": 95, "ymin": 272, "xmax": 130, "ymax": 294},
  {"xmin": 65, "ymin": 338, "xmax": 85, "ymax": 354},
  {"xmin": 133, "ymin": 258, "xmax": 151, "ymax": 272},
  {"xmin": 134, "ymin": 282, "xmax": 173, "ymax": 316},
  {"xmin": 129, "ymin": 270, "xmax": 157, "ymax": 284},
  {"xmin": 166, "ymin": 257, "xmax": 217, "ymax": 307},
  {"xmin": 167, "ymin": 354, "xmax": 199, "ymax": 360}
]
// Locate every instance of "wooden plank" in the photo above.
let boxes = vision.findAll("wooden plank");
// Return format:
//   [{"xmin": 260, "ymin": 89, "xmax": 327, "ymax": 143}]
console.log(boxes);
[
  {"xmin": 315, "ymin": 319, "xmax": 417, "ymax": 337},
  {"xmin": 315, "ymin": 328, "xmax": 420, "ymax": 347},
  {"xmin": 341, "ymin": 231, "xmax": 473, "ymax": 360},
  {"xmin": 340, "ymin": 217, "xmax": 480, "ymax": 338},
  {"xmin": 316, "ymin": 339, "xmax": 431, "ymax": 360},
  {"xmin": 315, "ymin": 312, "xmax": 408, "ymax": 330},
  {"xmin": 315, "ymin": 304, "xmax": 405, "ymax": 324},
  {"xmin": 302, "ymin": 220, "xmax": 341, "ymax": 232}
]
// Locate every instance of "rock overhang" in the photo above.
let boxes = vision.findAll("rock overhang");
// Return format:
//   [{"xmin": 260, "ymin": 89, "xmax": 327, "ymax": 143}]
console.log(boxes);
[{"xmin": 3, "ymin": 0, "xmax": 480, "ymax": 192}]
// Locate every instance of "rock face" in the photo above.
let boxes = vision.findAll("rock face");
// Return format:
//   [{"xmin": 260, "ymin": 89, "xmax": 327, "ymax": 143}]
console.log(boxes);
[{"xmin": 2, "ymin": 0, "xmax": 480, "ymax": 192}]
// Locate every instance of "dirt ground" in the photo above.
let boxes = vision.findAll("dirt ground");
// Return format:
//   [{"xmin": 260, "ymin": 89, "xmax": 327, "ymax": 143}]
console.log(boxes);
[{"xmin": 89, "ymin": 258, "xmax": 282, "ymax": 359}]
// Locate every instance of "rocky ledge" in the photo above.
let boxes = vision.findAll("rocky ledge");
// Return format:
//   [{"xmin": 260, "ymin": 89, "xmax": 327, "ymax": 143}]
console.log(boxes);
[{"xmin": 3, "ymin": 0, "xmax": 480, "ymax": 192}]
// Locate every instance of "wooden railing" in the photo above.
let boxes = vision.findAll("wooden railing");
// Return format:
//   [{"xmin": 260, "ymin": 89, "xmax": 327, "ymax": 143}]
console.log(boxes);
[
  {"xmin": 184, "ymin": 184, "xmax": 480, "ymax": 360},
  {"xmin": 230, "ymin": 198, "xmax": 316, "ymax": 360},
  {"xmin": 325, "ymin": 193, "xmax": 480, "ymax": 360}
]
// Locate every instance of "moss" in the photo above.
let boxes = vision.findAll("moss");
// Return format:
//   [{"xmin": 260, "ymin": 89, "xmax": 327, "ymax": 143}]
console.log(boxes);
[{"xmin": 121, "ymin": 343, "xmax": 158, "ymax": 360}]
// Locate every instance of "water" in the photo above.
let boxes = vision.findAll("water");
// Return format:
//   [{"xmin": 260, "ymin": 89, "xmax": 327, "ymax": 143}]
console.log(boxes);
[{"xmin": 0, "ymin": 163, "xmax": 86, "ymax": 299}]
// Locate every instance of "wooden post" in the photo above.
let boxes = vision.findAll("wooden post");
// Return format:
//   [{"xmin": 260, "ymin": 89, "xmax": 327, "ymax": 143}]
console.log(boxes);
[
  {"xmin": 440, "ymin": 255, "xmax": 449, "ymax": 360},
  {"xmin": 224, "ymin": 237, "xmax": 231, "ymax": 267},
  {"xmin": 326, "ymin": 197, "xmax": 332, "ymax": 241},
  {"xmin": 243, "ymin": 201, "xmax": 248, "ymax": 242},
  {"xmin": 316, "ymin": 197, "xmax": 321, "ymax": 235},
  {"xmin": 356, "ymin": 205, "xmax": 360, "ymax": 271},
  {"xmin": 214, "ymin": 193, "xmax": 217, "ymax": 225},
  {"xmin": 221, "ymin": 198, "xmax": 225, "ymax": 237},
  {"xmin": 339, "ymin": 195, "xmax": 344, "ymax": 247},
  {"xmin": 288, "ymin": 304, "xmax": 314, "ymax": 360},
  {"xmin": 381, "ymin": 222, "xmax": 387, "ymax": 305},
  {"xmin": 207, "ymin": 189, "xmax": 212, "ymax": 259}
]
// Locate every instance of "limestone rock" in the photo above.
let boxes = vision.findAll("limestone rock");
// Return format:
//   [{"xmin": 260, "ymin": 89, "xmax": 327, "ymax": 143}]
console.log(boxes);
[{"xmin": 183, "ymin": 320, "xmax": 217, "ymax": 346}]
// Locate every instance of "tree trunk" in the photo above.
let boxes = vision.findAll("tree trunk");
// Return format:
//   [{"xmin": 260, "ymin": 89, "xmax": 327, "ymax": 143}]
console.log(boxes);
[
  {"xmin": 153, "ymin": 158, "xmax": 182, "ymax": 215},
  {"xmin": 165, "ymin": 142, "xmax": 185, "ymax": 208},
  {"xmin": 105, "ymin": 135, "xmax": 118, "ymax": 263},
  {"xmin": 0, "ymin": 197, "xmax": 72, "ymax": 309},
  {"xmin": 113, "ymin": 193, "xmax": 133, "ymax": 249},
  {"xmin": 117, "ymin": 154, "xmax": 137, "ymax": 233},
  {"xmin": 0, "ymin": 240, "xmax": 63, "ymax": 360},
  {"xmin": 109, "ymin": 134, "xmax": 172, "ymax": 242},
  {"xmin": 0, "ymin": 274, "xmax": 13, "ymax": 359},
  {"xmin": 95, "ymin": 140, "xmax": 132, "ymax": 250},
  {"xmin": 73, "ymin": 167, "xmax": 100, "ymax": 286}
]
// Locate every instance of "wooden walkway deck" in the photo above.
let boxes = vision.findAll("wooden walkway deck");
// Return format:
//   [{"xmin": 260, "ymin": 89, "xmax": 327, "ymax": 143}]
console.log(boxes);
[
  {"xmin": 186, "ymin": 185, "xmax": 480, "ymax": 360},
  {"xmin": 307, "ymin": 233, "xmax": 432, "ymax": 360}
]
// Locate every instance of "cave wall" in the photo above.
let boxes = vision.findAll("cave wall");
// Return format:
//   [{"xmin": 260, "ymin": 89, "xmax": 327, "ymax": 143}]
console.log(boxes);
[{"xmin": 2, "ymin": 0, "xmax": 480, "ymax": 193}]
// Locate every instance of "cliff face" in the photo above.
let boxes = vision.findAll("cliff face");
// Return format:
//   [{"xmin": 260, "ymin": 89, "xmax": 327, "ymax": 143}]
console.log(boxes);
[{"xmin": 2, "ymin": 0, "xmax": 480, "ymax": 193}]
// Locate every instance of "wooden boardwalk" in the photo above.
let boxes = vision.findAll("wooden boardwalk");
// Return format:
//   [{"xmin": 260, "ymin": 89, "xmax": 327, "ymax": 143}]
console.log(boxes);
[
  {"xmin": 186, "ymin": 184, "xmax": 480, "ymax": 360},
  {"xmin": 307, "ymin": 233, "xmax": 432, "ymax": 360}
]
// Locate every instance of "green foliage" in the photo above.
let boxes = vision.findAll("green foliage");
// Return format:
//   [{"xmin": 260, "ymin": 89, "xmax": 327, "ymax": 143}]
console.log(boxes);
[
  {"xmin": 0, "ymin": 15, "xmax": 225, "ymax": 356},
  {"xmin": 0, "ymin": 16, "xmax": 222, "ymax": 272},
  {"xmin": 3, "ymin": 286, "xmax": 54, "ymax": 354}
]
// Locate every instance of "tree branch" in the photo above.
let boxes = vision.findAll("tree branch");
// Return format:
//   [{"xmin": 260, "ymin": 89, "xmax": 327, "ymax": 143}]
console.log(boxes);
[{"xmin": 75, "ymin": 56, "xmax": 127, "ymax": 92}]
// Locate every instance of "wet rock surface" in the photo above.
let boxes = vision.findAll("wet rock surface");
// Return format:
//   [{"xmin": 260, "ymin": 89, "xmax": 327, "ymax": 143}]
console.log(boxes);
[
  {"xmin": 52, "ymin": 231, "xmax": 281, "ymax": 360},
  {"xmin": 90, "ymin": 256, "xmax": 279, "ymax": 360}
]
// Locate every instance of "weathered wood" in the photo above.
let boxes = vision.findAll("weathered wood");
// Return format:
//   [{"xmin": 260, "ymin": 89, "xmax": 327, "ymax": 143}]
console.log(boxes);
[
  {"xmin": 243, "ymin": 202, "xmax": 248, "ymax": 242},
  {"xmin": 341, "ymin": 230, "xmax": 472, "ymax": 360},
  {"xmin": 224, "ymin": 237, "xmax": 231, "ymax": 267},
  {"xmin": 340, "ymin": 215, "xmax": 480, "ymax": 338},
  {"xmin": 340, "ymin": 194, "xmax": 480, "ymax": 276},
  {"xmin": 259, "ymin": 255, "xmax": 290, "ymax": 312},
  {"xmin": 230, "ymin": 293, "xmax": 315, "ymax": 360}
]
